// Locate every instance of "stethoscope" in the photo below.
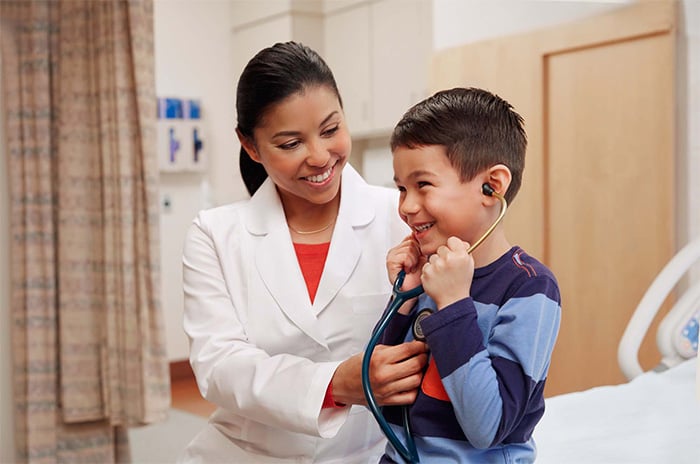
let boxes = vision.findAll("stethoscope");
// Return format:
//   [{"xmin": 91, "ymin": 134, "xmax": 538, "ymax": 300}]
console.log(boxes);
[{"xmin": 361, "ymin": 183, "xmax": 508, "ymax": 463}]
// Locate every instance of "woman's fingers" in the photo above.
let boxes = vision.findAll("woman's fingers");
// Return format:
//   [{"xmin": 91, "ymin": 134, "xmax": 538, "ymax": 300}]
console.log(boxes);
[
  {"xmin": 331, "ymin": 342, "xmax": 427, "ymax": 406},
  {"xmin": 369, "ymin": 342, "xmax": 428, "ymax": 402}
]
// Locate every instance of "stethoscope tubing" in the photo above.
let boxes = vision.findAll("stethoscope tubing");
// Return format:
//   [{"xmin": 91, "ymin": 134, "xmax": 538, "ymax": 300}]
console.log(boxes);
[
  {"xmin": 362, "ymin": 272, "xmax": 423, "ymax": 463},
  {"xmin": 361, "ymin": 188, "xmax": 507, "ymax": 464}
]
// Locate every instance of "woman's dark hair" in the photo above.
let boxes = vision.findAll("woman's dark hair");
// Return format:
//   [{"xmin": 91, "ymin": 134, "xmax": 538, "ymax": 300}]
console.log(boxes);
[{"xmin": 237, "ymin": 41, "xmax": 342, "ymax": 196}]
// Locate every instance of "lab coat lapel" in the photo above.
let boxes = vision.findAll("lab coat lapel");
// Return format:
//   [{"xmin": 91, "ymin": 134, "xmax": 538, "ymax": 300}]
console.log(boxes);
[
  {"xmin": 312, "ymin": 165, "xmax": 373, "ymax": 315},
  {"xmin": 312, "ymin": 217, "xmax": 360, "ymax": 315},
  {"xmin": 247, "ymin": 180, "xmax": 329, "ymax": 349}
]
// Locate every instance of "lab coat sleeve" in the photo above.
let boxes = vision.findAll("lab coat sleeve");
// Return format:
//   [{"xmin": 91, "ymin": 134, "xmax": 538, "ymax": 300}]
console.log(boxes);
[{"xmin": 182, "ymin": 217, "xmax": 350, "ymax": 438}]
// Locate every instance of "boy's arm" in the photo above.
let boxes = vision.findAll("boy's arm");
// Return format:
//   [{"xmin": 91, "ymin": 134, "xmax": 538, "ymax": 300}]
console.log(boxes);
[
  {"xmin": 375, "ymin": 298, "xmax": 415, "ymax": 345},
  {"xmin": 421, "ymin": 276, "xmax": 561, "ymax": 449}
]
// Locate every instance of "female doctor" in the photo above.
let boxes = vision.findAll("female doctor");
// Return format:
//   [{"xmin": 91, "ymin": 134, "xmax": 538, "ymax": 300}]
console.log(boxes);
[{"xmin": 179, "ymin": 42, "xmax": 428, "ymax": 463}]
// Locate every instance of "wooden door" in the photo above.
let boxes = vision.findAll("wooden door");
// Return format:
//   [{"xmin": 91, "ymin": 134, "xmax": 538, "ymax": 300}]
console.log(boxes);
[{"xmin": 432, "ymin": 2, "xmax": 676, "ymax": 396}]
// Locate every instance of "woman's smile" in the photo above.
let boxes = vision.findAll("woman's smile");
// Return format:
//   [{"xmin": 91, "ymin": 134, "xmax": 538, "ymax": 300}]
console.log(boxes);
[{"xmin": 302, "ymin": 164, "xmax": 335, "ymax": 186}]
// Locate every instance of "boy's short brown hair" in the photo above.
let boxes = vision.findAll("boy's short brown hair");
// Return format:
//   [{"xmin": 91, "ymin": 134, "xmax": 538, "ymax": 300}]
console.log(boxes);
[{"xmin": 391, "ymin": 87, "xmax": 527, "ymax": 204}]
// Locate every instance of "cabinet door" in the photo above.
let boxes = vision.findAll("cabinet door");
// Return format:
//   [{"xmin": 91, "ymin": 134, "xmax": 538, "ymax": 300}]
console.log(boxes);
[
  {"xmin": 324, "ymin": 5, "xmax": 372, "ymax": 134},
  {"xmin": 371, "ymin": 0, "xmax": 432, "ymax": 132},
  {"xmin": 545, "ymin": 32, "xmax": 674, "ymax": 395}
]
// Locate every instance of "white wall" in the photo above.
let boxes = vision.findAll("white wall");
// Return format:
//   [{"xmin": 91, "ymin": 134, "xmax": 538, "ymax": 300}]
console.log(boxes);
[
  {"xmin": 433, "ymin": 0, "xmax": 634, "ymax": 50},
  {"xmin": 154, "ymin": 0, "xmax": 241, "ymax": 361}
]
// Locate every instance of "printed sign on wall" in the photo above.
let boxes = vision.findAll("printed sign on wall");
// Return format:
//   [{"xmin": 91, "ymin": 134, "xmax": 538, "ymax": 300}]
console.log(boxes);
[{"xmin": 157, "ymin": 97, "xmax": 206, "ymax": 172}]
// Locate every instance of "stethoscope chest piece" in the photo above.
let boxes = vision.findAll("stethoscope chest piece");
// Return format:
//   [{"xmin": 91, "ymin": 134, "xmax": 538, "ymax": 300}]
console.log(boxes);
[{"xmin": 412, "ymin": 308, "xmax": 434, "ymax": 342}]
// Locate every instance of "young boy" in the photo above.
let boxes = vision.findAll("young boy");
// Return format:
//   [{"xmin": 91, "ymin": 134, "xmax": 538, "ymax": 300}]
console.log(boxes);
[{"xmin": 380, "ymin": 87, "xmax": 561, "ymax": 463}]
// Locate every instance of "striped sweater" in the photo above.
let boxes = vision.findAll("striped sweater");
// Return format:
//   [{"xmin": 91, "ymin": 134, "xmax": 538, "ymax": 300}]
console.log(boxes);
[{"xmin": 378, "ymin": 246, "xmax": 561, "ymax": 463}]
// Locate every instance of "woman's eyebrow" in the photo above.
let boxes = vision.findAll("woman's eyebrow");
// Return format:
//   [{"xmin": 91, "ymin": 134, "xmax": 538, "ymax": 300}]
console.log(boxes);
[
  {"xmin": 271, "ymin": 111, "xmax": 340, "ymax": 139},
  {"xmin": 319, "ymin": 111, "xmax": 340, "ymax": 127}
]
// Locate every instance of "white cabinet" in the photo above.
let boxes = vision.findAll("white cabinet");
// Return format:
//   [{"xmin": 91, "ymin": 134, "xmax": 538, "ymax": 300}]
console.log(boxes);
[
  {"xmin": 324, "ymin": 0, "xmax": 433, "ymax": 137},
  {"xmin": 371, "ymin": 0, "xmax": 432, "ymax": 132},
  {"xmin": 324, "ymin": 5, "xmax": 372, "ymax": 134}
]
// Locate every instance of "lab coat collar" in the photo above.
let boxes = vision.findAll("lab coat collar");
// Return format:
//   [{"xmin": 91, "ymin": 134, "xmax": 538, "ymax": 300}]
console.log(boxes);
[
  {"xmin": 244, "ymin": 164, "xmax": 373, "ymax": 235},
  {"xmin": 245, "ymin": 164, "xmax": 374, "ymax": 348}
]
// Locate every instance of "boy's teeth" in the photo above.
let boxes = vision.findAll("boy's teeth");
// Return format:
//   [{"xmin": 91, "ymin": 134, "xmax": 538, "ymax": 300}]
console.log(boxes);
[{"xmin": 415, "ymin": 223, "xmax": 433, "ymax": 232}]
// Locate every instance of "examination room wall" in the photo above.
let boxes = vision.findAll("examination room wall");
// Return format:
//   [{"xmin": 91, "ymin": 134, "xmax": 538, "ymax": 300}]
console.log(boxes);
[
  {"xmin": 152, "ymin": 0, "xmax": 700, "ymax": 368},
  {"xmin": 153, "ymin": 0, "xmax": 242, "ymax": 363},
  {"xmin": 0, "ymin": 2, "xmax": 698, "ymax": 461}
]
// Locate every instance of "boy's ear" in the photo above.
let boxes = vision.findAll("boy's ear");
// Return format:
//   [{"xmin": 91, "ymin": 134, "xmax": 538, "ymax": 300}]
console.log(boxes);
[
  {"xmin": 484, "ymin": 164, "xmax": 512, "ymax": 199},
  {"xmin": 236, "ymin": 129, "xmax": 261, "ymax": 163}
]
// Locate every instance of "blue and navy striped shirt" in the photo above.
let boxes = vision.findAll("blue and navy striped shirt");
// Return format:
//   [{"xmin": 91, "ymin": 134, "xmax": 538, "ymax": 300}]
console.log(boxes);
[{"xmin": 378, "ymin": 246, "xmax": 561, "ymax": 463}]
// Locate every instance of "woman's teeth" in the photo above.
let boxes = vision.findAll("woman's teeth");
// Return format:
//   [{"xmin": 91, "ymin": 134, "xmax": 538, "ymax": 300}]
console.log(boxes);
[{"xmin": 305, "ymin": 168, "xmax": 332, "ymax": 183}]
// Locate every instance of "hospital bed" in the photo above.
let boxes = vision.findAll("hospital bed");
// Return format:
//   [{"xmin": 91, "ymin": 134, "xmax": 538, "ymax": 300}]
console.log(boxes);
[{"xmin": 533, "ymin": 237, "xmax": 700, "ymax": 464}]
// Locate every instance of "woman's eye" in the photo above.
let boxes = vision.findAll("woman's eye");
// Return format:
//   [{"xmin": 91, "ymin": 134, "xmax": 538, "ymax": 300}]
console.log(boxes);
[
  {"xmin": 278, "ymin": 140, "xmax": 300, "ymax": 150},
  {"xmin": 322, "ymin": 125, "xmax": 339, "ymax": 137}
]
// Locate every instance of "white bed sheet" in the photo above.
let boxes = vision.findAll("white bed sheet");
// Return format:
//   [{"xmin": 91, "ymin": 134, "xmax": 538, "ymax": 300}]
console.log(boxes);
[{"xmin": 533, "ymin": 358, "xmax": 700, "ymax": 464}]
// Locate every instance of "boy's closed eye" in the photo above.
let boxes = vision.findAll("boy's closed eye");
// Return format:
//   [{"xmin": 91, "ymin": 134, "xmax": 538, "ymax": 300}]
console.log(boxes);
[{"xmin": 395, "ymin": 181, "xmax": 433, "ymax": 192}]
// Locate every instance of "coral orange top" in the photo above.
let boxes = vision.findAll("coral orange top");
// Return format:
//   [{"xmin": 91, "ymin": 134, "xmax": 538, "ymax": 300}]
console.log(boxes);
[{"xmin": 293, "ymin": 242, "xmax": 343, "ymax": 408}]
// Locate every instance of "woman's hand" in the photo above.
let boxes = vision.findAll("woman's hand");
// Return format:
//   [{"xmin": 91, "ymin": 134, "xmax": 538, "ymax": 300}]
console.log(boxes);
[
  {"xmin": 331, "ymin": 341, "xmax": 428, "ymax": 406},
  {"xmin": 421, "ymin": 236, "xmax": 475, "ymax": 309}
]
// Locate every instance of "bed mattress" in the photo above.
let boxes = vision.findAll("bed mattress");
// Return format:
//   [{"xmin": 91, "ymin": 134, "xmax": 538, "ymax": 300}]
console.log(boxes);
[{"xmin": 533, "ymin": 358, "xmax": 699, "ymax": 464}]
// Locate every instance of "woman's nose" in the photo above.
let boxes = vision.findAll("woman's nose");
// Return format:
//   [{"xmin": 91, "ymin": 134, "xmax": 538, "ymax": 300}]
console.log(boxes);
[{"xmin": 306, "ymin": 138, "xmax": 331, "ymax": 166}]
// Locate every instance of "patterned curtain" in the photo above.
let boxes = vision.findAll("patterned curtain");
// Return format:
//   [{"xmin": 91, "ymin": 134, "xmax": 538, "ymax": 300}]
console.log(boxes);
[{"xmin": 0, "ymin": 0, "xmax": 170, "ymax": 462}]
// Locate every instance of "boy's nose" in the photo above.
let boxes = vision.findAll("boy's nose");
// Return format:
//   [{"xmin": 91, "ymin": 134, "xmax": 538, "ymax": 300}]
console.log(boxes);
[{"xmin": 399, "ymin": 195, "xmax": 420, "ymax": 215}]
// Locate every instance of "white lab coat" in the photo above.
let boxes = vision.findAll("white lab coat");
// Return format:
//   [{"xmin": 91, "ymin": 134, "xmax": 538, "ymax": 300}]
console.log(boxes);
[{"xmin": 179, "ymin": 165, "xmax": 408, "ymax": 463}]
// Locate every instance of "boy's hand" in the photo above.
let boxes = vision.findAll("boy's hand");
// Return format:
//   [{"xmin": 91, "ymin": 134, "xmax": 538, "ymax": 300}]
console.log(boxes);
[
  {"xmin": 386, "ymin": 235, "xmax": 425, "ymax": 314},
  {"xmin": 386, "ymin": 235, "xmax": 424, "ymax": 289},
  {"xmin": 421, "ymin": 236, "xmax": 475, "ymax": 309}
]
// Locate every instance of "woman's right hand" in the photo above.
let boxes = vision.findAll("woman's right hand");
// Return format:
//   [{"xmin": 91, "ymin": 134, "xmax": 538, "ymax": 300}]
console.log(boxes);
[{"xmin": 330, "ymin": 340, "xmax": 428, "ymax": 407}]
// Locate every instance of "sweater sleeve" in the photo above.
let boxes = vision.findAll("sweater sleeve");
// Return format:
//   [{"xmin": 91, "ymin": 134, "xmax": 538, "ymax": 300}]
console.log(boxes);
[
  {"xmin": 375, "ymin": 298, "xmax": 414, "ymax": 346},
  {"xmin": 420, "ymin": 275, "xmax": 561, "ymax": 448}
]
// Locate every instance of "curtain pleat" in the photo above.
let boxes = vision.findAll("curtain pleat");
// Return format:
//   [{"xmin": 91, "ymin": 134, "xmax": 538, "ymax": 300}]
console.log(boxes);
[{"xmin": 1, "ymin": 0, "xmax": 169, "ymax": 461}]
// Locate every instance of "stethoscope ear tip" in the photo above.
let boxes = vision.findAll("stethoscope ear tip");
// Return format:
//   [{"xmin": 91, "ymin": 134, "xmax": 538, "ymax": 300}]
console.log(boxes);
[{"xmin": 482, "ymin": 183, "xmax": 495, "ymax": 196}]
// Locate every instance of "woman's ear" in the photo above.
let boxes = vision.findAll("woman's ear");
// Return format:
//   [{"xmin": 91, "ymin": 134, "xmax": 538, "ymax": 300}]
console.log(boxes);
[
  {"xmin": 484, "ymin": 164, "xmax": 512, "ymax": 199},
  {"xmin": 236, "ymin": 129, "xmax": 261, "ymax": 163}
]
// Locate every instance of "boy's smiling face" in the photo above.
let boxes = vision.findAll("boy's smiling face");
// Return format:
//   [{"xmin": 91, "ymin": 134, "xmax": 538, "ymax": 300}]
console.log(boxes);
[{"xmin": 393, "ymin": 144, "xmax": 486, "ymax": 257}]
